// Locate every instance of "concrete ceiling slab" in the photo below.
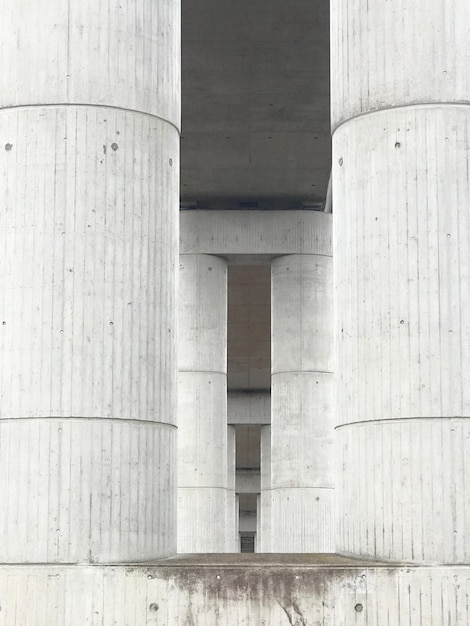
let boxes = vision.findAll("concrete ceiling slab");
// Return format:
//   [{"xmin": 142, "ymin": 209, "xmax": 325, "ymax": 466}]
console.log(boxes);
[{"xmin": 181, "ymin": 0, "xmax": 331, "ymax": 209}]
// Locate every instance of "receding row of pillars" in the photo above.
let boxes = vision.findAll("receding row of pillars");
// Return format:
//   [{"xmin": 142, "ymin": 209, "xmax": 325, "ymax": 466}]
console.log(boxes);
[
  {"xmin": 178, "ymin": 253, "xmax": 334, "ymax": 553},
  {"xmin": 0, "ymin": 0, "xmax": 468, "ymax": 571}
]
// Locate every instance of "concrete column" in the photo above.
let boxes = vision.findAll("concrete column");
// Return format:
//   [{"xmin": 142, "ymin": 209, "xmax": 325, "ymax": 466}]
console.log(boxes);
[
  {"xmin": 227, "ymin": 425, "xmax": 239, "ymax": 552},
  {"xmin": 0, "ymin": 1, "xmax": 180, "ymax": 563},
  {"xmin": 257, "ymin": 425, "xmax": 272, "ymax": 552},
  {"xmin": 271, "ymin": 253, "xmax": 334, "ymax": 552},
  {"xmin": 178, "ymin": 254, "xmax": 229, "ymax": 552},
  {"xmin": 332, "ymin": 0, "xmax": 470, "ymax": 562}
]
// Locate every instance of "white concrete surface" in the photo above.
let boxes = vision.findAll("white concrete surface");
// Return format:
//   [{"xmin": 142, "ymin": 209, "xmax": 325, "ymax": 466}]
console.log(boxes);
[
  {"xmin": 0, "ymin": 0, "xmax": 180, "ymax": 563},
  {"xmin": 177, "ymin": 254, "xmax": 231, "ymax": 552},
  {"xmin": 271, "ymin": 253, "xmax": 334, "ymax": 552},
  {"xmin": 0, "ymin": 559, "xmax": 469, "ymax": 625},
  {"xmin": 331, "ymin": 0, "xmax": 470, "ymax": 564}
]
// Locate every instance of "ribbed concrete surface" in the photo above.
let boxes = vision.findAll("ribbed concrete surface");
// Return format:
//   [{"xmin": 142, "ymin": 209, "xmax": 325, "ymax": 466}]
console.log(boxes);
[
  {"xmin": 0, "ymin": 558, "xmax": 468, "ymax": 625},
  {"xmin": 0, "ymin": 0, "xmax": 180, "ymax": 125},
  {"xmin": 0, "ymin": 419, "xmax": 176, "ymax": 563},
  {"xmin": 334, "ymin": 106, "xmax": 470, "ymax": 426},
  {"xmin": 0, "ymin": 0, "xmax": 180, "ymax": 564},
  {"xmin": 0, "ymin": 106, "xmax": 178, "ymax": 422},
  {"xmin": 331, "ymin": 0, "xmax": 470, "ymax": 567},
  {"xmin": 331, "ymin": 0, "xmax": 470, "ymax": 128},
  {"xmin": 337, "ymin": 418, "xmax": 470, "ymax": 564}
]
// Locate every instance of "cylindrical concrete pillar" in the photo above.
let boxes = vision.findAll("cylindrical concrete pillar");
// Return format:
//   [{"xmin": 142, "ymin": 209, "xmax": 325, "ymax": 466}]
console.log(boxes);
[
  {"xmin": 257, "ymin": 425, "xmax": 272, "ymax": 552},
  {"xmin": 0, "ymin": 1, "xmax": 180, "ymax": 563},
  {"xmin": 177, "ymin": 254, "xmax": 229, "ymax": 552},
  {"xmin": 271, "ymin": 253, "xmax": 334, "ymax": 552},
  {"xmin": 332, "ymin": 0, "xmax": 470, "ymax": 562},
  {"xmin": 227, "ymin": 425, "xmax": 239, "ymax": 552}
]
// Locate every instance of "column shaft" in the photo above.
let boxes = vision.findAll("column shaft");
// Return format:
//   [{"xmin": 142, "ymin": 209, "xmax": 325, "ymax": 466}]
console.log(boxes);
[
  {"xmin": 0, "ymin": 0, "xmax": 180, "ymax": 563},
  {"xmin": 271, "ymin": 253, "xmax": 334, "ymax": 552},
  {"xmin": 332, "ymin": 0, "xmax": 470, "ymax": 562},
  {"xmin": 177, "ymin": 254, "xmax": 229, "ymax": 552}
]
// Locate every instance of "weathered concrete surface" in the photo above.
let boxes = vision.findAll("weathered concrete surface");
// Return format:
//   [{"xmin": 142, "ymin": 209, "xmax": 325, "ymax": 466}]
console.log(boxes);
[
  {"xmin": 0, "ymin": 556, "xmax": 468, "ymax": 625},
  {"xmin": 178, "ymin": 255, "xmax": 231, "ymax": 552},
  {"xmin": 271, "ymin": 254, "xmax": 334, "ymax": 552},
  {"xmin": 0, "ymin": 0, "xmax": 180, "ymax": 563},
  {"xmin": 332, "ymin": 0, "xmax": 470, "ymax": 564}
]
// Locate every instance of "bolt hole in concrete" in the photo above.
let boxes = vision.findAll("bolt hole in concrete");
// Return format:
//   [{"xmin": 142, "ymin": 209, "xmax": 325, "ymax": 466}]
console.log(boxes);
[
  {"xmin": 4, "ymin": 143, "xmax": 12, "ymax": 150},
  {"xmin": 149, "ymin": 603, "xmax": 159, "ymax": 612},
  {"xmin": 355, "ymin": 603, "xmax": 363, "ymax": 612},
  {"xmin": 395, "ymin": 142, "xmax": 401, "ymax": 148},
  {"xmin": 111, "ymin": 143, "xmax": 119, "ymax": 151}
]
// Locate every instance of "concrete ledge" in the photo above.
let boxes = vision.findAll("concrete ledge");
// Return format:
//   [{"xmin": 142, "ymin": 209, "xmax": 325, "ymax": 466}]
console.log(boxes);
[
  {"xmin": 180, "ymin": 210, "xmax": 332, "ymax": 256},
  {"xmin": 0, "ymin": 556, "xmax": 468, "ymax": 624}
]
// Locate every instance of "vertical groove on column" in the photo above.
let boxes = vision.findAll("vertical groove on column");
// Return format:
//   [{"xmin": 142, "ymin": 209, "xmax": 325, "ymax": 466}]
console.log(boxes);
[
  {"xmin": 0, "ymin": 0, "xmax": 180, "ymax": 565},
  {"xmin": 0, "ymin": 106, "xmax": 178, "ymax": 422},
  {"xmin": 337, "ymin": 418, "xmax": 470, "ymax": 563},
  {"xmin": 0, "ymin": 419, "xmax": 176, "ymax": 563},
  {"xmin": 334, "ymin": 107, "xmax": 470, "ymax": 428}
]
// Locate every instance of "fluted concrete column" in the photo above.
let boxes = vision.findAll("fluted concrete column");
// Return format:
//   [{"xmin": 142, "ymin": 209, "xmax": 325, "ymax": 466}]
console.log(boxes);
[
  {"xmin": 178, "ymin": 254, "xmax": 229, "ymax": 552},
  {"xmin": 271, "ymin": 252, "xmax": 334, "ymax": 552},
  {"xmin": 332, "ymin": 0, "xmax": 470, "ymax": 562},
  {"xmin": 0, "ymin": 2, "xmax": 180, "ymax": 563}
]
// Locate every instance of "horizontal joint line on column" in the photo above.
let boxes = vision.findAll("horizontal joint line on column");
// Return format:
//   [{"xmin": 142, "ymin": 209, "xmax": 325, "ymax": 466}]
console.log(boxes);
[
  {"xmin": 178, "ymin": 486, "xmax": 229, "ymax": 490},
  {"xmin": 179, "ymin": 370, "xmax": 227, "ymax": 376},
  {"xmin": 332, "ymin": 101, "xmax": 470, "ymax": 134},
  {"xmin": 272, "ymin": 370, "xmax": 333, "ymax": 376},
  {"xmin": 0, "ymin": 103, "xmax": 180, "ymax": 135},
  {"xmin": 0, "ymin": 416, "xmax": 177, "ymax": 429},
  {"xmin": 335, "ymin": 416, "xmax": 470, "ymax": 430},
  {"xmin": 271, "ymin": 253, "xmax": 333, "ymax": 259},
  {"xmin": 271, "ymin": 486, "xmax": 334, "ymax": 491}
]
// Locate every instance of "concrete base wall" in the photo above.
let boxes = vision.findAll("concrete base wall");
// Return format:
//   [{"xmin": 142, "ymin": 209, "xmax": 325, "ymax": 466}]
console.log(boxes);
[{"xmin": 0, "ymin": 556, "xmax": 468, "ymax": 625}]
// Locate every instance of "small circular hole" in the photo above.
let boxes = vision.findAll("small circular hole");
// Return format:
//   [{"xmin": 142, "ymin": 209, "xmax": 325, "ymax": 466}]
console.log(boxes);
[
  {"xmin": 355, "ymin": 603, "xmax": 363, "ymax": 612},
  {"xmin": 149, "ymin": 603, "xmax": 159, "ymax": 612},
  {"xmin": 4, "ymin": 143, "xmax": 12, "ymax": 151},
  {"xmin": 111, "ymin": 143, "xmax": 119, "ymax": 151}
]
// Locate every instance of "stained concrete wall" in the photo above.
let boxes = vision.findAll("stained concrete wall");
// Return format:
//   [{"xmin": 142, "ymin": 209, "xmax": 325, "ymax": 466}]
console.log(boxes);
[{"xmin": 0, "ymin": 557, "xmax": 468, "ymax": 625}]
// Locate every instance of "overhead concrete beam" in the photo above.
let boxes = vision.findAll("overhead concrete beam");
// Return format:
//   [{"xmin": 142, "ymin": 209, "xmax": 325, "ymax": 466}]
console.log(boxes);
[
  {"xmin": 180, "ymin": 210, "xmax": 331, "ymax": 256},
  {"xmin": 227, "ymin": 392, "xmax": 271, "ymax": 425}
]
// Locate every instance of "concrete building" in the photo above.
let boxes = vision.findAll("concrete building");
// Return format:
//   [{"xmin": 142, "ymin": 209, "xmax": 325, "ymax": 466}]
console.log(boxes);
[{"xmin": 0, "ymin": 0, "xmax": 469, "ymax": 623}]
